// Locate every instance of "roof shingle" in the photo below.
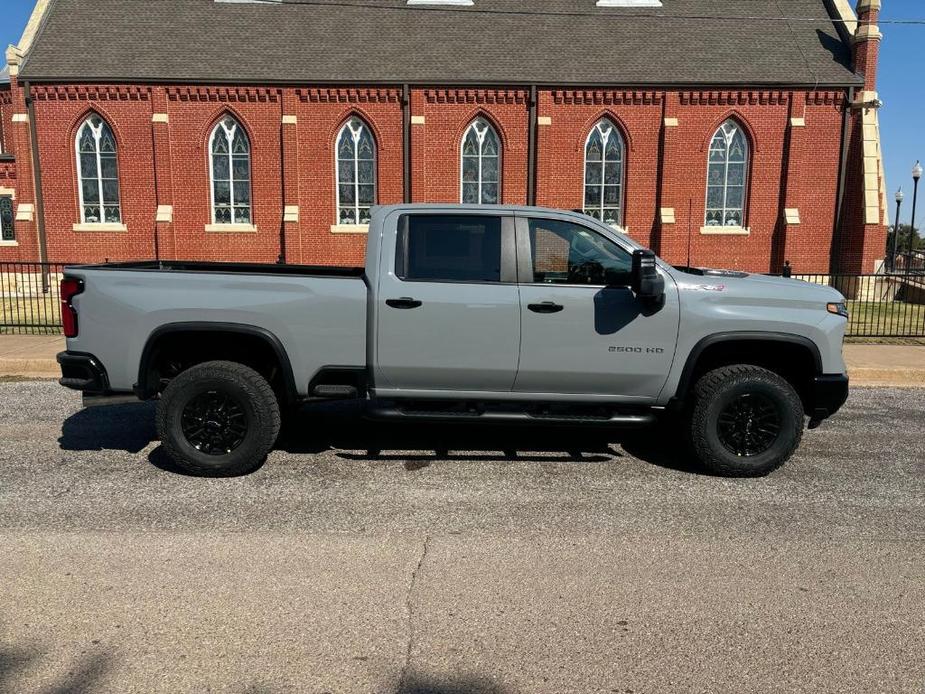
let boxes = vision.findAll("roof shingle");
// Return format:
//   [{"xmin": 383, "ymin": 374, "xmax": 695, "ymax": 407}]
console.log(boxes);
[{"xmin": 19, "ymin": 0, "xmax": 861, "ymax": 87}]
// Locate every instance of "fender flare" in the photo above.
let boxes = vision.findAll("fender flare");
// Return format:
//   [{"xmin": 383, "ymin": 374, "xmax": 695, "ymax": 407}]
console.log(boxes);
[
  {"xmin": 135, "ymin": 322, "xmax": 298, "ymax": 402},
  {"xmin": 671, "ymin": 331, "xmax": 823, "ymax": 402}
]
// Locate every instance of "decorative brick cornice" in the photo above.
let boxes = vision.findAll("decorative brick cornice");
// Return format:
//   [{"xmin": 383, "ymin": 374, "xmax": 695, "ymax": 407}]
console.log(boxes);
[
  {"xmin": 551, "ymin": 90, "xmax": 662, "ymax": 106},
  {"xmin": 31, "ymin": 85, "xmax": 150, "ymax": 101},
  {"xmin": 167, "ymin": 87, "xmax": 280, "ymax": 103},
  {"xmin": 0, "ymin": 162, "xmax": 16, "ymax": 181},
  {"xmin": 806, "ymin": 91, "xmax": 842, "ymax": 106},
  {"xmin": 679, "ymin": 91, "xmax": 789, "ymax": 106},
  {"xmin": 424, "ymin": 89, "xmax": 528, "ymax": 105},
  {"xmin": 0, "ymin": 90, "xmax": 12, "ymax": 106},
  {"xmin": 297, "ymin": 88, "xmax": 401, "ymax": 104}
]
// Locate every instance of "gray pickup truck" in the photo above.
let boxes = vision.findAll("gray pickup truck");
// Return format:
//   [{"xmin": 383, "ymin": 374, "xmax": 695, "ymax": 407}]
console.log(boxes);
[{"xmin": 57, "ymin": 205, "xmax": 849, "ymax": 477}]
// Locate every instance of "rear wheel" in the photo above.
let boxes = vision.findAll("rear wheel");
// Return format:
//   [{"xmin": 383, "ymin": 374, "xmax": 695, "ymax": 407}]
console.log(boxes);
[
  {"xmin": 688, "ymin": 365, "xmax": 804, "ymax": 477},
  {"xmin": 155, "ymin": 360, "xmax": 281, "ymax": 476}
]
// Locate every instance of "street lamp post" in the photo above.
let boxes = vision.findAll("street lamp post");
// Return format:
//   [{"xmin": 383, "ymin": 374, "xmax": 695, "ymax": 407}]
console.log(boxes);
[
  {"xmin": 909, "ymin": 161, "xmax": 923, "ymax": 271},
  {"xmin": 891, "ymin": 187, "xmax": 904, "ymax": 272}
]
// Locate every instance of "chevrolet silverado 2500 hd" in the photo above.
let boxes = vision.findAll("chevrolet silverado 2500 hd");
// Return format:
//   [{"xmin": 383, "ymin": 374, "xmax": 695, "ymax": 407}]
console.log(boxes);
[{"xmin": 57, "ymin": 205, "xmax": 849, "ymax": 477}]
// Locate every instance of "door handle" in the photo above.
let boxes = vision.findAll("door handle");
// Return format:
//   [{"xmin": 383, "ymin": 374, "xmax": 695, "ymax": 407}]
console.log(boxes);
[
  {"xmin": 386, "ymin": 297, "xmax": 423, "ymax": 309},
  {"xmin": 528, "ymin": 301, "xmax": 564, "ymax": 314}
]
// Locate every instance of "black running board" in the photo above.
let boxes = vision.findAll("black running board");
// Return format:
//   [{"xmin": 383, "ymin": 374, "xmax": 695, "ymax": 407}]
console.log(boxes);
[{"xmin": 368, "ymin": 408, "xmax": 656, "ymax": 427}]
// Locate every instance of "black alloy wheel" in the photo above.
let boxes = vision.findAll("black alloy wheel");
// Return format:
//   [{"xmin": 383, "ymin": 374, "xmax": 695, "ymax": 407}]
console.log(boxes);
[
  {"xmin": 715, "ymin": 393, "xmax": 783, "ymax": 457},
  {"xmin": 156, "ymin": 360, "xmax": 281, "ymax": 477},
  {"xmin": 180, "ymin": 390, "xmax": 249, "ymax": 455}
]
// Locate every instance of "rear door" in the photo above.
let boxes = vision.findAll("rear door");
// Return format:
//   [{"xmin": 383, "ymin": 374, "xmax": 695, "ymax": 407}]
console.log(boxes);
[
  {"xmin": 514, "ymin": 214, "xmax": 680, "ymax": 401},
  {"xmin": 375, "ymin": 212, "xmax": 521, "ymax": 394}
]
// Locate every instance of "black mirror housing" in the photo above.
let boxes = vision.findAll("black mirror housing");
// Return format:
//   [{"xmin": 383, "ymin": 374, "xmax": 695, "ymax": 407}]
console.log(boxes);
[{"xmin": 631, "ymin": 249, "xmax": 665, "ymax": 304}]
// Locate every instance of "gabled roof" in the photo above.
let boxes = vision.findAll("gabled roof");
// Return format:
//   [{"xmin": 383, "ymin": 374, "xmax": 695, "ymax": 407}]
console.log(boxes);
[
  {"xmin": 0, "ymin": 65, "xmax": 9, "ymax": 85},
  {"xmin": 19, "ymin": 0, "xmax": 861, "ymax": 87}
]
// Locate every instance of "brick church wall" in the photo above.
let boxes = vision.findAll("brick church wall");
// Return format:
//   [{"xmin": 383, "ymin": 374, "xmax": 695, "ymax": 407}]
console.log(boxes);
[{"xmin": 0, "ymin": 82, "xmax": 882, "ymax": 276}]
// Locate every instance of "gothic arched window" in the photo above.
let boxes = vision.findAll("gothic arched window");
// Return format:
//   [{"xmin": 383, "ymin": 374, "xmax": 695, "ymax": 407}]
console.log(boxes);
[
  {"xmin": 705, "ymin": 119, "xmax": 749, "ymax": 228},
  {"xmin": 584, "ymin": 119, "xmax": 625, "ymax": 226},
  {"xmin": 76, "ymin": 115, "xmax": 121, "ymax": 224},
  {"xmin": 210, "ymin": 116, "xmax": 252, "ymax": 225},
  {"xmin": 461, "ymin": 118, "xmax": 500, "ymax": 204},
  {"xmin": 336, "ymin": 117, "xmax": 377, "ymax": 225}
]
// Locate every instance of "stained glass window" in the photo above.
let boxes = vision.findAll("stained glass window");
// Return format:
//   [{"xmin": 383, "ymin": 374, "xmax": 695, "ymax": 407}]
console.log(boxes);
[
  {"xmin": 583, "ymin": 119, "xmax": 624, "ymax": 226},
  {"xmin": 75, "ymin": 115, "xmax": 121, "ymax": 224},
  {"xmin": 705, "ymin": 120, "xmax": 749, "ymax": 228},
  {"xmin": 336, "ymin": 117, "xmax": 376, "ymax": 225},
  {"xmin": 0, "ymin": 197, "xmax": 14, "ymax": 242},
  {"xmin": 210, "ymin": 117, "xmax": 252, "ymax": 225},
  {"xmin": 461, "ymin": 118, "xmax": 500, "ymax": 205}
]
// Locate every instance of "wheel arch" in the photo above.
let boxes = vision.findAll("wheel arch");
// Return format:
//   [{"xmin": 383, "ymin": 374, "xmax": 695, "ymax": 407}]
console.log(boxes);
[
  {"xmin": 672, "ymin": 331, "xmax": 822, "ymax": 405},
  {"xmin": 136, "ymin": 322, "xmax": 298, "ymax": 403}
]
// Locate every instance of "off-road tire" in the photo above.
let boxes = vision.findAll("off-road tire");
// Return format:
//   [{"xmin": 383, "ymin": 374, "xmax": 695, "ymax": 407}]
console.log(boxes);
[
  {"xmin": 155, "ymin": 360, "xmax": 281, "ymax": 477},
  {"xmin": 688, "ymin": 365, "xmax": 804, "ymax": 477}
]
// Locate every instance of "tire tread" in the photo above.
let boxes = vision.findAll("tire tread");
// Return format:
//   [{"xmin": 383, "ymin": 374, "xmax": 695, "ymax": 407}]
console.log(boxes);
[
  {"xmin": 155, "ymin": 360, "xmax": 281, "ymax": 477},
  {"xmin": 689, "ymin": 364, "xmax": 804, "ymax": 477}
]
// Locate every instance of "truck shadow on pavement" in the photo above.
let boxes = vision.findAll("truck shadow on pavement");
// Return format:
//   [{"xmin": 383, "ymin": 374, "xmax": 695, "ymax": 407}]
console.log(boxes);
[
  {"xmin": 58, "ymin": 401, "xmax": 704, "ymax": 476},
  {"xmin": 396, "ymin": 675, "xmax": 512, "ymax": 694},
  {"xmin": 0, "ymin": 646, "xmax": 113, "ymax": 694},
  {"xmin": 58, "ymin": 401, "xmax": 157, "ymax": 454},
  {"xmin": 278, "ymin": 403, "xmax": 703, "ymax": 474}
]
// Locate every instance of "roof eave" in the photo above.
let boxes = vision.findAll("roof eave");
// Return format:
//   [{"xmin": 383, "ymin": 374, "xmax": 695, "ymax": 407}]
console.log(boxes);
[{"xmin": 15, "ymin": 75, "xmax": 866, "ymax": 89}]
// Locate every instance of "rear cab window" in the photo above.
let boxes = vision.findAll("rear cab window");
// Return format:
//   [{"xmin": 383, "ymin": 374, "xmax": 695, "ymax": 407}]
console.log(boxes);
[{"xmin": 397, "ymin": 215, "xmax": 507, "ymax": 283}]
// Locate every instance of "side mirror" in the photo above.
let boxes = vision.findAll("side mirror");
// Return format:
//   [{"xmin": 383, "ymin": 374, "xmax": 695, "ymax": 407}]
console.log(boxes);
[{"xmin": 631, "ymin": 249, "xmax": 665, "ymax": 305}]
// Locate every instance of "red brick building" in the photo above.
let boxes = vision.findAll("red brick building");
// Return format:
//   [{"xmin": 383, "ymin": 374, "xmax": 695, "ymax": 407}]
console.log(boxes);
[{"xmin": 0, "ymin": 0, "xmax": 888, "ymax": 274}]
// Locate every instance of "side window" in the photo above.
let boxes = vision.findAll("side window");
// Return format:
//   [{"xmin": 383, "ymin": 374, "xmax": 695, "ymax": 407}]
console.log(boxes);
[
  {"xmin": 529, "ymin": 218, "xmax": 632, "ymax": 286},
  {"xmin": 398, "ymin": 215, "xmax": 502, "ymax": 283},
  {"xmin": 0, "ymin": 196, "xmax": 14, "ymax": 241}
]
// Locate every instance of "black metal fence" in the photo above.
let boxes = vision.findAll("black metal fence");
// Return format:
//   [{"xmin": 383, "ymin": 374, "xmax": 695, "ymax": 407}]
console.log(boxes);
[
  {"xmin": 0, "ymin": 262, "xmax": 68, "ymax": 335},
  {"xmin": 790, "ymin": 272, "xmax": 925, "ymax": 338},
  {"xmin": 2, "ymin": 261, "xmax": 925, "ymax": 338}
]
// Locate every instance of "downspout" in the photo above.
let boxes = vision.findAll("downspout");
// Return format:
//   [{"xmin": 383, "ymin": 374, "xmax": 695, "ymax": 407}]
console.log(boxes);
[
  {"xmin": 278, "ymin": 94, "xmax": 286, "ymax": 264},
  {"xmin": 402, "ymin": 84, "xmax": 411, "ymax": 203},
  {"xmin": 148, "ymin": 102, "xmax": 160, "ymax": 262},
  {"xmin": 527, "ymin": 85, "xmax": 538, "ymax": 206},
  {"xmin": 830, "ymin": 86, "xmax": 853, "ymax": 273},
  {"xmin": 23, "ymin": 80, "xmax": 48, "ymax": 266}
]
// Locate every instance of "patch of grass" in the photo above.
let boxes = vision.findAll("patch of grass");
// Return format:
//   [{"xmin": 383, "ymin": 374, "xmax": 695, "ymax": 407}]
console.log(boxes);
[{"xmin": 0, "ymin": 295, "xmax": 62, "ymax": 335}]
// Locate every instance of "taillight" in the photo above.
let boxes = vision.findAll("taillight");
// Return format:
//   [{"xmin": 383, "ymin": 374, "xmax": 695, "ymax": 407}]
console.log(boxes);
[{"xmin": 60, "ymin": 277, "xmax": 84, "ymax": 338}]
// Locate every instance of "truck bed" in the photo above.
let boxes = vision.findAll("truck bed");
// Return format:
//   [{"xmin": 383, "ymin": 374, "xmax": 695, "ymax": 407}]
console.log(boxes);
[{"xmin": 64, "ymin": 262, "xmax": 369, "ymax": 395}]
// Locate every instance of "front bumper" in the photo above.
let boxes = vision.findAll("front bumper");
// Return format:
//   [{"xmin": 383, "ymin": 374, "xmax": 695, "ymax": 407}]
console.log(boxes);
[
  {"xmin": 57, "ymin": 351, "xmax": 110, "ymax": 393},
  {"xmin": 808, "ymin": 374, "xmax": 849, "ymax": 425}
]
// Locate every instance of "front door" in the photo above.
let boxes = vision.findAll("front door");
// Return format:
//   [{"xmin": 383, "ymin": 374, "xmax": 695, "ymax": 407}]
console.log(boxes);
[
  {"xmin": 514, "ymin": 215, "xmax": 680, "ymax": 401},
  {"xmin": 375, "ymin": 213, "xmax": 520, "ymax": 394}
]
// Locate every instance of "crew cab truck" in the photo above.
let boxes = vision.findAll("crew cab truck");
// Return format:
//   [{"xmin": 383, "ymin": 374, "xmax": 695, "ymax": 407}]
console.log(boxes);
[{"xmin": 57, "ymin": 205, "xmax": 849, "ymax": 477}]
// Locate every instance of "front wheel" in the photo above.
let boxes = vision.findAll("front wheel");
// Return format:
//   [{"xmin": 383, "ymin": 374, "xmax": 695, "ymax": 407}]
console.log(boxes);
[
  {"xmin": 688, "ymin": 365, "xmax": 804, "ymax": 477},
  {"xmin": 155, "ymin": 360, "xmax": 281, "ymax": 477}
]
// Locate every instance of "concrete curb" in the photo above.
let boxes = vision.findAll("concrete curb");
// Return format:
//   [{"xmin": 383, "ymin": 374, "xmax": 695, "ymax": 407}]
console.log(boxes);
[
  {"xmin": 847, "ymin": 369, "xmax": 925, "ymax": 388},
  {"xmin": 1, "ymin": 359, "xmax": 923, "ymax": 388},
  {"xmin": 0, "ymin": 358, "xmax": 60, "ymax": 379}
]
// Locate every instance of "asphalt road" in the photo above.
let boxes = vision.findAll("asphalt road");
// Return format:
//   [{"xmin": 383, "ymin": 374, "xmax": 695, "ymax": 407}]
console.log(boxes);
[{"xmin": 0, "ymin": 382, "xmax": 923, "ymax": 694}]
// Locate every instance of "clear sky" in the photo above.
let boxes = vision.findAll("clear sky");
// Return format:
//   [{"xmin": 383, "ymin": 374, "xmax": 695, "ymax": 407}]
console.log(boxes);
[{"xmin": 2, "ymin": 0, "xmax": 924, "ymax": 226}]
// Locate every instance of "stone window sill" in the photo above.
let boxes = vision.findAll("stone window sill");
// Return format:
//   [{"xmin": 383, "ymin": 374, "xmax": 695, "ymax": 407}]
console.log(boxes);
[
  {"xmin": 0, "ymin": 240, "xmax": 19, "ymax": 247},
  {"xmin": 700, "ymin": 226, "xmax": 750, "ymax": 236},
  {"xmin": 330, "ymin": 224, "xmax": 370, "ymax": 234},
  {"xmin": 205, "ymin": 223, "xmax": 258, "ymax": 233},
  {"xmin": 73, "ymin": 223, "xmax": 128, "ymax": 232}
]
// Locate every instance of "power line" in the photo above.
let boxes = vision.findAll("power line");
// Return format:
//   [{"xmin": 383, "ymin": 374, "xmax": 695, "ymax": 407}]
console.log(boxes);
[{"xmin": 268, "ymin": 0, "xmax": 925, "ymax": 24}]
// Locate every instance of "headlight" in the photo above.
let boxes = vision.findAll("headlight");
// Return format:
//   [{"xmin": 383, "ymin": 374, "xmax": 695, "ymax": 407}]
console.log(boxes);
[{"xmin": 827, "ymin": 302, "xmax": 849, "ymax": 318}]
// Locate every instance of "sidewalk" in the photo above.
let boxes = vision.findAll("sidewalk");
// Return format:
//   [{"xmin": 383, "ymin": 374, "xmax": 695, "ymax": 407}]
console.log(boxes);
[{"xmin": 0, "ymin": 336, "xmax": 923, "ymax": 386}]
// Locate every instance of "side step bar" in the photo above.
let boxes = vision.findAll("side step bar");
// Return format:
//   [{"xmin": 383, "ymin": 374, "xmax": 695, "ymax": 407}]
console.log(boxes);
[{"xmin": 368, "ymin": 407, "xmax": 656, "ymax": 427}]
